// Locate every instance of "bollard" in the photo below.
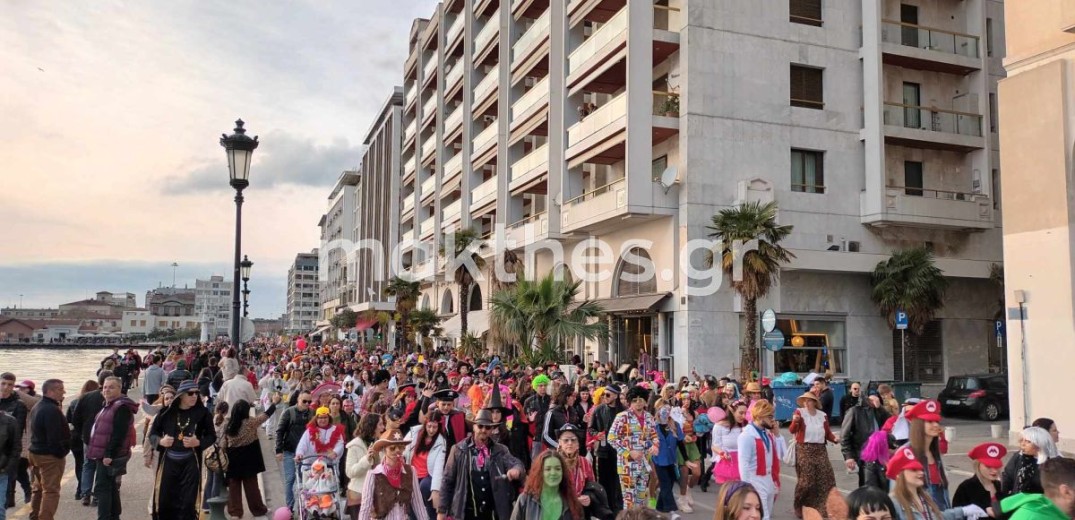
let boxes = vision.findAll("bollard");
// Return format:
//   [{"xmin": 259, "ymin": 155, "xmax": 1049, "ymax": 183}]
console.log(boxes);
[
  {"xmin": 991, "ymin": 424, "xmax": 1004, "ymax": 439},
  {"xmin": 944, "ymin": 426, "xmax": 957, "ymax": 444}
]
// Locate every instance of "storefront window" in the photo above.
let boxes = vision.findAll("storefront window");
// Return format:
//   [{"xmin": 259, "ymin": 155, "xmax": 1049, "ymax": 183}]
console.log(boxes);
[{"xmin": 772, "ymin": 317, "xmax": 846, "ymax": 375}]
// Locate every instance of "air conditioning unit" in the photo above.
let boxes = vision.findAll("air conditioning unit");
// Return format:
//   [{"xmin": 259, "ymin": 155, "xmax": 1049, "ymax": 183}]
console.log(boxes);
[{"xmin": 848, "ymin": 241, "xmax": 861, "ymax": 253}]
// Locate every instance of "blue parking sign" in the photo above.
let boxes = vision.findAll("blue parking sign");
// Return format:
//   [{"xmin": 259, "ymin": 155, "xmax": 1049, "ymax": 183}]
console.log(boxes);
[
  {"xmin": 896, "ymin": 310, "xmax": 909, "ymax": 330},
  {"xmin": 995, "ymin": 320, "xmax": 1005, "ymax": 336}
]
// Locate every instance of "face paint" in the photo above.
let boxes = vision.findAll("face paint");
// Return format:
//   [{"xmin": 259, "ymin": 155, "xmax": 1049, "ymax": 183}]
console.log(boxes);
[{"xmin": 543, "ymin": 457, "xmax": 563, "ymax": 488}]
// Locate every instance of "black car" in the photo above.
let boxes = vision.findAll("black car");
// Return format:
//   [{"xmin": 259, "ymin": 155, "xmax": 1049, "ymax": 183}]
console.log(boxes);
[{"xmin": 938, "ymin": 374, "xmax": 1008, "ymax": 420}]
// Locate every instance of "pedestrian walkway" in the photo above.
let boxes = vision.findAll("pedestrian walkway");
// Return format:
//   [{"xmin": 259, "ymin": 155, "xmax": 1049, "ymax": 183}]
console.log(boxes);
[{"xmin": 7, "ymin": 386, "xmax": 284, "ymax": 520}]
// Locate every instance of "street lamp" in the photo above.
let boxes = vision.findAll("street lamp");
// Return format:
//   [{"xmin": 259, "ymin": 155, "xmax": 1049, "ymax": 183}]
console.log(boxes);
[
  {"xmin": 241, "ymin": 255, "xmax": 253, "ymax": 318},
  {"xmin": 220, "ymin": 119, "xmax": 258, "ymax": 348}
]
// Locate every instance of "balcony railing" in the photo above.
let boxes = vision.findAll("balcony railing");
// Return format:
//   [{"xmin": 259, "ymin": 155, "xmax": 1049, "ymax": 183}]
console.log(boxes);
[
  {"xmin": 653, "ymin": 90, "xmax": 680, "ymax": 117},
  {"xmin": 445, "ymin": 151, "xmax": 463, "ymax": 177},
  {"xmin": 421, "ymin": 133, "xmax": 437, "ymax": 161},
  {"xmin": 513, "ymin": 76, "xmax": 550, "ymax": 119},
  {"xmin": 445, "ymin": 62, "xmax": 464, "ymax": 90},
  {"xmin": 511, "ymin": 142, "xmax": 549, "ymax": 182},
  {"xmin": 404, "ymin": 118, "xmax": 417, "ymax": 143},
  {"xmin": 404, "ymin": 83, "xmax": 417, "ymax": 107},
  {"xmin": 882, "ymin": 103, "xmax": 983, "ymax": 137},
  {"xmin": 569, "ymin": 8, "xmax": 627, "ymax": 74},
  {"xmin": 654, "ymin": 2, "xmax": 682, "ymax": 31},
  {"xmin": 886, "ymin": 185, "xmax": 986, "ymax": 202},
  {"xmin": 420, "ymin": 176, "xmax": 437, "ymax": 197},
  {"xmin": 473, "ymin": 122, "xmax": 497, "ymax": 154},
  {"xmin": 401, "ymin": 228, "xmax": 415, "ymax": 243},
  {"xmin": 423, "ymin": 54, "xmax": 439, "ymax": 81},
  {"xmin": 475, "ymin": 11, "xmax": 500, "ymax": 52},
  {"xmin": 445, "ymin": 104, "xmax": 464, "ymax": 134},
  {"xmin": 404, "ymin": 156, "xmax": 416, "ymax": 176},
  {"xmin": 474, "ymin": 67, "xmax": 498, "ymax": 104},
  {"xmin": 473, "ymin": 176, "xmax": 498, "ymax": 204},
  {"xmin": 509, "ymin": 211, "xmax": 547, "ymax": 229},
  {"xmin": 564, "ymin": 177, "xmax": 625, "ymax": 207},
  {"xmin": 568, "ymin": 91, "xmax": 627, "ymax": 146},
  {"xmin": 402, "ymin": 195, "xmax": 415, "ymax": 214},
  {"xmin": 443, "ymin": 200, "xmax": 462, "ymax": 221},
  {"xmin": 419, "ymin": 217, "xmax": 435, "ymax": 237},
  {"xmin": 513, "ymin": 9, "xmax": 550, "ymax": 62},
  {"xmin": 446, "ymin": 14, "xmax": 464, "ymax": 46},
  {"xmin": 422, "ymin": 95, "xmax": 439, "ymax": 122},
  {"xmin": 880, "ymin": 20, "xmax": 980, "ymax": 59}
]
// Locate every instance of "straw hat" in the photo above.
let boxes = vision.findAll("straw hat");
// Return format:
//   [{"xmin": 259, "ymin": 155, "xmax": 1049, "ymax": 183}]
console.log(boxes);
[
  {"xmin": 370, "ymin": 428, "xmax": 411, "ymax": 452},
  {"xmin": 796, "ymin": 392, "xmax": 820, "ymax": 408},
  {"xmin": 744, "ymin": 382, "xmax": 762, "ymax": 394}
]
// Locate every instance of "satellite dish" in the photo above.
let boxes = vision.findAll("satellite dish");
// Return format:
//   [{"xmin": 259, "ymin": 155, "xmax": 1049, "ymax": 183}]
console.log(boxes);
[
  {"xmin": 552, "ymin": 193, "xmax": 562, "ymax": 206},
  {"xmin": 240, "ymin": 317, "xmax": 256, "ymax": 343},
  {"xmin": 658, "ymin": 166, "xmax": 679, "ymax": 193}
]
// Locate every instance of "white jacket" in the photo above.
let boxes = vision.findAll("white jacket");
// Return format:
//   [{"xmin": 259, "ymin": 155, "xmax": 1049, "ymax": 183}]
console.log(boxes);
[
  {"xmin": 404, "ymin": 424, "xmax": 447, "ymax": 492},
  {"xmin": 345, "ymin": 436, "xmax": 373, "ymax": 494}
]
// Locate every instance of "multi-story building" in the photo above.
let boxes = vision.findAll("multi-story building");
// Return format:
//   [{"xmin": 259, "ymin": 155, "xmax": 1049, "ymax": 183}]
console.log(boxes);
[
  {"xmin": 352, "ymin": 89, "xmax": 405, "ymax": 316},
  {"xmin": 318, "ymin": 171, "xmax": 360, "ymax": 325},
  {"xmin": 0, "ymin": 308, "xmax": 62, "ymax": 320},
  {"xmin": 287, "ymin": 250, "xmax": 321, "ymax": 333},
  {"xmin": 387, "ymin": 0, "xmax": 1004, "ymax": 385},
  {"xmin": 998, "ymin": 1, "xmax": 1075, "ymax": 444},
  {"xmin": 195, "ymin": 275, "xmax": 233, "ymax": 339}
]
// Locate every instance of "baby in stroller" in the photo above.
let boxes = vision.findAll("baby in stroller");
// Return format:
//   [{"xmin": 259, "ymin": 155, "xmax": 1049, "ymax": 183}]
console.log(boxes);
[{"xmin": 299, "ymin": 457, "xmax": 341, "ymax": 519}]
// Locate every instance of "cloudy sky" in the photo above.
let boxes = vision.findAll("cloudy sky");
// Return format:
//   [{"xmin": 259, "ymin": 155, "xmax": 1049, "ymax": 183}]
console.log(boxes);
[{"xmin": 0, "ymin": 1, "xmax": 434, "ymax": 317}]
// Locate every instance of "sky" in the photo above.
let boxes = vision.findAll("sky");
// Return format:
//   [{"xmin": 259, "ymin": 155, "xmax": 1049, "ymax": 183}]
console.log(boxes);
[{"xmin": 0, "ymin": 1, "xmax": 435, "ymax": 318}]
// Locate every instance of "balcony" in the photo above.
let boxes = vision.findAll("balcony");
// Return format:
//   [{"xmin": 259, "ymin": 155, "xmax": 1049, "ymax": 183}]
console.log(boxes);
[
  {"xmin": 654, "ymin": 2, "xmax": 683, "ymax": 32},
  {"xmin": 566, "ymin": 91, "xmax": 627, "ymax": 165},
  {"xmin": 882, "ymin": 103, "xmax": 984, "ymax": 152},
  {"xmin": 510, "ymin": 76, "xmax": 550, "ymax": 140},
  {"xmin": 403, "ymin": 118, "xmax": 417, "ymax": 149},
  {"xmin": 442, "ymin": 200, "xmax": 462, "ymax": 226},
  {"xmin": 419, "ymin": 216, "xmax": 436, "ymax": 239},
  {"xmin": 561, "ymin": 178, "xmax": 627, "ymax": 233},
  {"xmin": 472, "ymin": 121, "xmax": 498, "ymax": 166},
  {"xmin": 403, "ymin": 156, "xmax": 417, "ymax": 182},
  {"xmin": 473, "ymin": 175, "xmax": 498, "ymax": 211},
  {"xmin": 445, "ymin": 61, "xmax": 464, "ymax": 95},
  {"xmin": 880, "ymin": 20, "xmax": 981, "ymax": 75},
  {"xmin": 512, "ymin": 9, "xmax": 550, "ymax": 78},
  {"xmin": 446, "ymin": 14, "xmax": 465, "ymax": 51},
  {"xmin": 505, "ymin": 211, "xmax": 548, "ymax": 248},
  {"xmin": 861, "ymin": 186, "xmax": 993, "ymax": 230},
  {"xmin": 510, "ymin": 142, "xmax": 549, "ymax": 192},
  {"xmin": 420, "ymin": 175, "xmax": 437, "ymax": 202},
  {"xmin": 421, "ymin": 133, "xmax": 438, "ymax": 166},
  {"xmin": 422, "ymin": 54, "xmax": 439, "ymax": 87},
  {"xmin": 445, "ymin": 103, "xmax": 464, "ymax": 141},
  {"xmin": 404, "ymin": 83, "xmax": 418, "ymax": 111},
  {"xmin": 444, "ymin": 151, "xmax": 463, "ymax": 188},
  {"xmin": 421, "ymin": 94, "xmax": 439, "ymax": 128},
  {"xmin": 475, "ymin": 11, "xmax": 500, "ymax": 62},
  {"xmin": 401, "ymin": 228, "xmax": 415, "ymax": 244},
  {"xmin": 474, "ymin": 67, "xmax": 499, "ymax": 113},
  {"xmin": 568, "ymin": 8, "xmax": 627, "ymax": 83},
  {"xmin": 402, "ymin": 195, "xmax": 415, "ymax": 216}
]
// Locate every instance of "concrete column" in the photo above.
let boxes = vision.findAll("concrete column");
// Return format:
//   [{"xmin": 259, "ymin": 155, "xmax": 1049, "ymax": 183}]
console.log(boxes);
[
  {"xmin": 547, "ymin": 1, "xmax": 566, "ymax": 235},
  {"xmin": 860, "ymin": 0, "xmax": 887, "ymax": 220},
  {"xmin": 496, "ymin": 6, "xmax": 516, "ymax": 229},
  {"xmin": 461, "ymin": 6, "xmax": 476, "ymax": 231},
  {"xmin": 625, "ymin": 1, "xmax": 655, "ymax": 209}
]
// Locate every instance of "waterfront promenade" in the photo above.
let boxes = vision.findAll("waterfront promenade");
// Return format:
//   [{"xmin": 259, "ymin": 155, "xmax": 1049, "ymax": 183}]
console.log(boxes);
[{"xmin": 7, "ymin": 385, "xmax": 285, "ymax": 520}]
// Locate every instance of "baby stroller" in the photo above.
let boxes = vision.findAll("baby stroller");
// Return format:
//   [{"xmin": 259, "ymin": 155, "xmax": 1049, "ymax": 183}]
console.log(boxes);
[{"xmin": 293, "ymin": 456, "xmax": 345, "ymax": 520}]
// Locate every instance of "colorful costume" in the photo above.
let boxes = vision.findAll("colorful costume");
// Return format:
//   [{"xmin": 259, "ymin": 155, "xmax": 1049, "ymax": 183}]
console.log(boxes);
[
  {"xmin": 606, "ymin": 410, "xmax": 658, "ymax": 508},
  {"xmin": 737, "ymin": 424, "xmax": 783, "ymax": 520}
]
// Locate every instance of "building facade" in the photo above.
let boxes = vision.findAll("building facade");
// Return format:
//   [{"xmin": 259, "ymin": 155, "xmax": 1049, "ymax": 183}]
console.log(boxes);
[
  {"xmin": 378, "ymin": 0, "xmax": 1005, "ymax": 385},
  {"xmin": 287, "ymin": 250, "xmax": 321, "ymax": 333},
  {"xmin": 0, "ymin": 308, "xmax": 61, "ymax": 320},
  {"xmin": 195, "ymin": 275, "xmax": 233, "ymax": 338},
  {"xmin": 998, "ymin": 1, "xmax": 1075, "ymax": 446},
  {"xmin": 319, "ymin": 172, "xmax": 360, "ymax": 325}
]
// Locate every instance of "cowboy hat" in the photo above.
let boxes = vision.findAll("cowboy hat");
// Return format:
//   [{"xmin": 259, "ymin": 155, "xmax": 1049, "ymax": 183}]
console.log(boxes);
[
  {"xmin": 370, "ymin": 428, "xmax": 411, "ymax": 452},
  {"xmin": 473, "ymin": 409, "xmax": 501, "ymax": 427}
]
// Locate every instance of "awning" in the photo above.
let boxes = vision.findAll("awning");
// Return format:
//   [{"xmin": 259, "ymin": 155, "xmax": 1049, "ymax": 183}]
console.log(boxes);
[
  {"xmin": 311, "ymin": 325, "xmax": 331, "ymax": 337},
  {"xmin": 588, "ymin": 292, "xmax": 671, "ymax": 314},
  {"xmin": 354, "ymin": 318, "xmax": 377, "ymax": 331},
  {"xmin": 441, "ymin": 309, "xmax": 491, "ymax": 339}
]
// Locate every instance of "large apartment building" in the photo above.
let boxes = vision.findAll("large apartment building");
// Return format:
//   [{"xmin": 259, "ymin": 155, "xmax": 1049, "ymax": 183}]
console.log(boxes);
[
  {"xmin": 287, "ymin": 250, "xmax": 320, "ymax": 333},
  {"xmin": 195, "ymin": 275, "xmax": 233, "ymax": 339},
  {"xmin": 387, "ymin": 0, "xmax": 1004, "ymax": 384},
  {"xmin": 998, "ymin": 1, "xmax": 1075, "ymax": 443},
  {"xmin": 318, "ymin": 171, "xmax": 360, "ymax": 325}
]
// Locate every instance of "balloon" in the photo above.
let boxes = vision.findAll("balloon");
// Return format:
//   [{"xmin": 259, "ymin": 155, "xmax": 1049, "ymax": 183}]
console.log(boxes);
[
  {"xmin": 707, "ymin": 406, "xmax": 726, "ymax": 423},
  {"xmin": 273, "ymin": 506, "xmax": 292, "ymax": 520}
]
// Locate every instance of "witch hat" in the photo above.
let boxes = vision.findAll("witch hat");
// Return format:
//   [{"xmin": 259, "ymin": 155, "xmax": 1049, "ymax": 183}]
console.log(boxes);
[{"xmin": 483, "ymin": 378, "xmax": 512, "ymax": 414}]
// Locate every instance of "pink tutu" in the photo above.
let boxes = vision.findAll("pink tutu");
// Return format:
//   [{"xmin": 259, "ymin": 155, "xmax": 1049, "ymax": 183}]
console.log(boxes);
[{"xmin": 713, "ymin": 451, "xmax": 740, "ymax": 483}]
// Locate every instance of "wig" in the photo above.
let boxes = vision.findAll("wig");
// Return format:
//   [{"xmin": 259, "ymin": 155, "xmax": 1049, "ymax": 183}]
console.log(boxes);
[{"xmin": 859, "ymin": 430, "xmax": 891, "ymax": 465}]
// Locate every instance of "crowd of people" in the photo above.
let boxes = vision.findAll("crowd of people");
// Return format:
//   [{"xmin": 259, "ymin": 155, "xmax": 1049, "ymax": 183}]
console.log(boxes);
[{"xmin": 0, "ymin": 340, "xmax": 1073, "ymax": 520}]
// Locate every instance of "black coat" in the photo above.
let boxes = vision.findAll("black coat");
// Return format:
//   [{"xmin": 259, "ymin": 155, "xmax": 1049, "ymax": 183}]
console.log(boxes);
[
  {"xmin": 953, "ymin": 475, "xmax": 1005, "ymax": 511},
  {"xmin": 440, "ymin": 437, "xmax": 524, "ymax": 520},
  {"xmin": 225, "ymin": 440, "xmax": 264, "ymax": 480},
  {"xmin": 1001, "ymin": 453, "xmax": 1043, "ymax": 495},
  {"xmin": 840, "ymin": 404, "xmax": 890, "ymax": 462}
]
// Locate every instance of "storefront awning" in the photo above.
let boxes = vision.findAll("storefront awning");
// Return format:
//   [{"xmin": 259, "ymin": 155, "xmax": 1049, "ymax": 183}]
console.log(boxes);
[
  {"xmin": 441, "ymin": 309, "xmax": 491, "ymax": 339},
  {"xmin": 311, "ymin": 325, "xmax": 331, "ymax": 337},
  {"xmin": 590, "ymin": 292, "xmax": 671, "ymax": 314},
  {"xmin": 354, "ymin": 318, "xmax": 377, "ymax": 331}
]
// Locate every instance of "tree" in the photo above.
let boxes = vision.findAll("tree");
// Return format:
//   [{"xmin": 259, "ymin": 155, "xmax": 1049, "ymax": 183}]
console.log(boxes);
[
  {"xmin": 330, "ymin": 308, "xmax": 358, "ymax": 330},
  {"xmin": 486, "ymin": 249, "xmax": 523, "ymax": 354},
  {"xmin": 489, "ymin": 271, "xmax": 607, "ymax": 366},
  {"xmin": 870, "ymin": 247, "xmax": 949, "ymax": 379},
  {"xmin": 384, "ymin": 276, "xmax": 421, "ymax": 351},
  {"xmin": 439, "ymin": 228, "xmax": 487, "ymax": 341},
  {"xmin": 408, "ymin": 308, "xmax": 443, "ymax": 354},
  {"xmin": 706, "ymin": 201, "xmax": 795, "ymax": 379}
]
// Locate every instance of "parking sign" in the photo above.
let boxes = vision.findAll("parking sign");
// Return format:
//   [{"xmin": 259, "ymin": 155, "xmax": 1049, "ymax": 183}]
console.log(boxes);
[{"xmin": 896, "ymin": 310, "xmax": 909, "ymax": 330}]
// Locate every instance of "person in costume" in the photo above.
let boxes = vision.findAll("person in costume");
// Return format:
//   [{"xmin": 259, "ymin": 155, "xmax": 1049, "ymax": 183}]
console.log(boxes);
[
  {"xmin": 358, "ymin": 428, "xmax": 428, "ymax": 520},
  {"xmin": 606, "ymin": 385, "xmax": 659, "ymax": 509},
  {"xmin": 902, "ymin": 399, "xmax": 953, "ymax": 509},
  {"xmin": 149, "ymin": 380, "xmax": 216, "ymax": 520},
  {"xmin": 788, "ymin": 391, "xmax": 839, "ymax": 518},
  {"xmin": 1001, "ymin": 425, "xmax": 1059, "ymax": 496},
  {"xmin": 1001, "ymin": 456, "xmax": 1075, "ymax": 520},
  {"xmin": 588, "ymin": 384, "xmax": 624, "ymax": 514},
  {"xmin": 887, "ymin": 446, "xmax": 988, "ymax": 520},
  {"xmin": 482, "ymin": 382, "xmax": 513, "ymax": 447},
  {"xmin": 432, "ymin": 389, "xmax": 469, "ymax": 446},
  {"xmin": 737, "ymin": 399, "xmax": 783, "ymax": 520},
  {"xmin": 295, "ymin": 406, "xmax": 345, "ymax": 462},
  {"xmin": 509, "ymin": 450, "xmax": 584, "ymax": 520},
  {"xmin": 438, "ymin": 409, "xmax": 525, "ymax": 520},
  {"xmin": 525, "ymin": 375, "xmax": 552, "ymax": 459},
  {"xmin": 952, "ymin": 442, "xmax": 1007, "ymax": 513}
]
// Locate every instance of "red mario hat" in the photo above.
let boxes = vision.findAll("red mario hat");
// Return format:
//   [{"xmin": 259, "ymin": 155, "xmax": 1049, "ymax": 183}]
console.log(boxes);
[
  {"xmin": 905, "ymin": 399, "xmax": 942, "ymax": 422},
  {"xmin": 886, "ymin": 446, "xmax": 924, "ymax": 479},
  {"xmin": 968, "ymin": 442, "xmax": 1007, "ymax": 468}
]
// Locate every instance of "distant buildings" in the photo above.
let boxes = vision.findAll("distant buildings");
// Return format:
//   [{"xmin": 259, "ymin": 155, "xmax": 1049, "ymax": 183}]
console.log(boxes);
[
  {"xmin": 287, "ymin": 250, "xmax": 320, "ymax": 333},
  {"xmin": 318, "ymin": 172, "xmax": 360, "ymax": 327},
  {"xmin": 195, "ymin": 275, "xmax": 233, "ymax": 339}
]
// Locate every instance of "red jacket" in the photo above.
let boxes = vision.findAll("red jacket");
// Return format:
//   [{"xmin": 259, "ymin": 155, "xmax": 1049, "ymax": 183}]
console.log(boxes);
[{"xmin": 788, "ymin": 409, "xmax": 837, "ymax": 445}]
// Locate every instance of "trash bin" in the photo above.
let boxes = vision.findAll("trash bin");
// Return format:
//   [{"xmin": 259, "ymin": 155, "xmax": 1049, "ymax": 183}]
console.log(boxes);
[
  {"xmin": 771, "ymin": 381, "xmax": 846, "ymax": 422},
  {"xmin": 866, "ymin": 380, "xmax": 922, "ymax": 405}
]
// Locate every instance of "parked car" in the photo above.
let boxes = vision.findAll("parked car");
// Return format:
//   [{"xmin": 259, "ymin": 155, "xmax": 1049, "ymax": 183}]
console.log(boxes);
[{"xmin": 938, "ymin": 374, "xmax": 1008, "ymax": 420}]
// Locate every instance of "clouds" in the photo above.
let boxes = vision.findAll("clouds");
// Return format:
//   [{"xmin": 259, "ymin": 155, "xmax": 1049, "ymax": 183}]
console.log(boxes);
[{"xmin": 163, "ymin": 130, "xmax": 363, "ymax": 194}]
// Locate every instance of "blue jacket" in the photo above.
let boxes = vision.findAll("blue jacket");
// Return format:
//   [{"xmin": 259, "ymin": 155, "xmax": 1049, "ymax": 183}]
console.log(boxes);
[{"xmin": 653, "ymin": 423, "xmax": 683, "ymax": 467}]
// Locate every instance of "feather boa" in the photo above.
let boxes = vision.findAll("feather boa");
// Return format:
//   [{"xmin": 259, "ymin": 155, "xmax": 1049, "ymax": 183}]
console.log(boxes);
[{"xmin": 306, "ymin": 423, "xmax": 344, "ymax": 454}]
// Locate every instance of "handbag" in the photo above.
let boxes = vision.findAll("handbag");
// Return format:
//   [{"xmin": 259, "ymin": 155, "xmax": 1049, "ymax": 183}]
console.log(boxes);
[
  {"xmin": 782, "ymin": 440, "xmax": 797, "ymax": 466},
  {"xmin": 204, "ymin": 435, "xmax": 229, "ymax": 473}
]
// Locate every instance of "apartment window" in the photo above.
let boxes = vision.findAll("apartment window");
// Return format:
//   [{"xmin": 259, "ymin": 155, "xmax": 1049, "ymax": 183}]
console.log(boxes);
[
  {"xmin": 989, "ymin": 93, "xmax": 998, "ymax": 133},
  {"xmin": 904, "ymin": 161, "xmax": 924, "ymax": 196},
  {"xmin": 652, "ymin": 155, "xmax": 668, "ymax": 182},
  {"xmin": 790, "ymin": 0, "xmax": 822, "ymax": 26},
  {"xmin": 790, "ymin": 65, "xmax": 824, "ymax": 109},
  {"xmin": 130, "ymin": 320, "xmax": 136, "ymax": 326},
  {"xmin": 986, "ymin": 18, "xmax": 994, "ymax": 57},
  {"xmin": 791, "ymin": 149, "xmax": 825, "ymax": 193}
]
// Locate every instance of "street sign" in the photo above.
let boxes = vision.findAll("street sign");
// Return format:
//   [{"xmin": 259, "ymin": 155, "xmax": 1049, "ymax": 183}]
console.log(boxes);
[
  {"xmin": 895, "ymin": 310, "xmax": 909, "ymax": 330},
  {"xmin": 761, "ymin": 309, "xmax": 777, "ymax": 333},
  {"xmin": 995, "ymin": 320, "xmax": 1005, "ymax": 336},
  {"xmin": 763, "ymin": 329, "xmax": 785, "ymax": 352}
]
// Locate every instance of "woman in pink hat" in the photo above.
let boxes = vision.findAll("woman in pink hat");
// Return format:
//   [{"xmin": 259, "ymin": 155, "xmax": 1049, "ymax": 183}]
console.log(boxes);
[
  {"xmin": 887, "ymin": 446, "xmax": 988, "ymax": 520},
  {"xmin": 902, "ymin": 399, "xmax": 953, "ymax": 509}
]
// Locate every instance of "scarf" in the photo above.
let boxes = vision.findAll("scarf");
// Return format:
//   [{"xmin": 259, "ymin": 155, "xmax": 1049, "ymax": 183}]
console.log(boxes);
[
  {"xmin": 384, "ymin": 458, "xmax": 404, "ymax": 488},
  {"xmin": 476, "ymin": 441, "xmax": 491, "ymax": 470},
  {"xmin": 306, "ymin": 423, "xmax": 344, "ymax": 454}
]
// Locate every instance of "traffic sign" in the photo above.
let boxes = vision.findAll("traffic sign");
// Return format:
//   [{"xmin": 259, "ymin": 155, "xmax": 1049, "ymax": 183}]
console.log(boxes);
[
  {"xmin": 761, "ymin": 309, "xmax": 777, "ymax": 333},
  {"xmin": 895, "ymin": 310, "xmax": 909, "ymax": 330},
  {"xmin": 995, "ymin": 320, "xmax": 1005, "ymax": 336},
  {"xmin": 763, "ymin": 329, "xmax": 785, "ymax": 352}
]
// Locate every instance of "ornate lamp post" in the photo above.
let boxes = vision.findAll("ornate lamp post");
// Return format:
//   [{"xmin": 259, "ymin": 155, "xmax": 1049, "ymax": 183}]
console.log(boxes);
[
  {"xmin": 241, "ymin": 255, "xmax": 253, "ymax": 317},
  {"xmin": 220, "ymin": 120, "xmax": 258, "ymax": 348}
]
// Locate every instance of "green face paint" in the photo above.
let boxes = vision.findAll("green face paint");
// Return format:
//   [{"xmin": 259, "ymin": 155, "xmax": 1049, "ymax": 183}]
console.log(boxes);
[{"xmin": 543, "ymin": 456, "xmax": 563, "ymax": 488}]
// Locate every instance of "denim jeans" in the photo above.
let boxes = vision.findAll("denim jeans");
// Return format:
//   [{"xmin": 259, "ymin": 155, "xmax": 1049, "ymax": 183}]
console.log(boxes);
[
  {"xmin": 654, "ymin": 464, "xmax": 679, "ymax": 513},
  {"xmin": 0, "ymin": 472, "xmax": 7, "ymax": 520},
  {"xmin": 283, "ymin": 452, "xmax": 297, "ymax": 509},
  {"xmin": 81, "ymin": 458, "xmax": 98, "ymax": 498}
]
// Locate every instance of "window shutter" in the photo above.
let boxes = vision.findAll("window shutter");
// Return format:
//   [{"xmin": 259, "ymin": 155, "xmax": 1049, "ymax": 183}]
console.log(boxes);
[
  {"xmin": 790, "ymin": 0, "xmax": 823, "ymax": 26},
  {"xmin": 790, "ymin": 65, "xmax": 823, "ymax": 108}
]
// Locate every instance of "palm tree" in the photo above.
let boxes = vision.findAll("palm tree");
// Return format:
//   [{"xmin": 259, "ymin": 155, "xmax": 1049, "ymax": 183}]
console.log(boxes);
[
  {"xmin": 408, "ymin": 308, "xmax": 443, "ymax": 354},
  {"xmin": 384, "ymin": 276, "xmax": 421, "ymax": 351},
  {"xmin": 706, "ymin": 201, "xmax": 795, "ymax": 378},
  {"xmin": 486, "ymin": 249, "xmax": 522, "ymax": 354},
  {"xmin": 870, "ymin": 247, "xmax": 949, "ymax": 379},
  {"xmin": 489, "ymin": 271, "xmax": 606, "ymax": 365},
  {"xmin": 439, "ymin": 228, "xmax": 487, "ymax": 340}
]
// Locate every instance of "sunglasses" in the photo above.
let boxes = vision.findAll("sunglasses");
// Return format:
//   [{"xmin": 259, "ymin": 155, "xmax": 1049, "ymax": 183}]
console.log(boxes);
[
  {"xmin": 185, "ymin": 391, "xmax": 199, "ymax": 396},
  {"xmin": 301, "ymin": 399, "xmax": 313, "ymax": 404},
  {"xmin": 477, "ymin": 425, "xmax": 495, "ymax": 430}
]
